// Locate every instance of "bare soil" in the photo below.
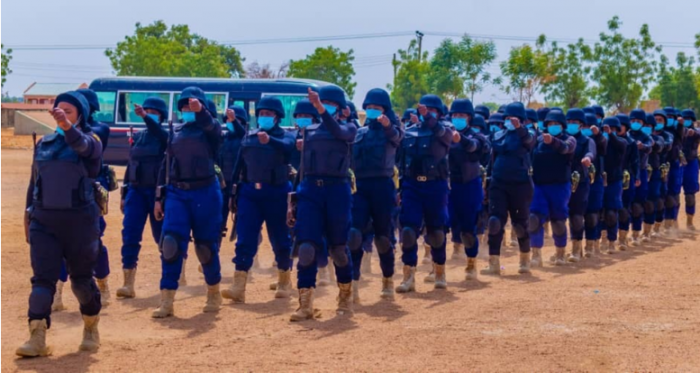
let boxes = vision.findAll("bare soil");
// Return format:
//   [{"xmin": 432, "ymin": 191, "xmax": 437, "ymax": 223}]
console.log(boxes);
[{"xmin": 2, "ymin": 145, "xmax": 700, "ymax": 372}]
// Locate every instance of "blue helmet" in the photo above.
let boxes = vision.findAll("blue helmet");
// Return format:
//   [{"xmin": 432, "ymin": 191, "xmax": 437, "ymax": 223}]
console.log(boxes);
[
  {"xmin": 143, "ymin": 97, "xmax": 168, "ymax": 119},
  {"xmin": 319, "ymin": 85, "xmax": 347, "ymax": 109},
  {"xmin": 537, "ymin": 107, "xmax": 551, "ymax": 122},
  {"xmin": 645, "ymin": 114, "xmax": 656, "ymax": 126},
  {"xmin": 584, "ymin": 113, "xmax": 598, "ymax": 126},
  {"xmin": 504, "ymin": 102, "xmax": 526, "ymax": 121},
  {"xmin": 629, "ymin": 108, "xmax": 646, "ymax": 122},
  {"xmin": 228, "ymin": 105, "xmax": 249, "ymax": 124},
  {"xmin": 475, "ymin": 105, "xmax": 490, "ymax": 120},
  {"xmin": 293, "ymin": 99, "xmax": 319, "ymax": 119},
  {"xmin": 525, "ymin": 108, "xmax": 538, "ymax": 123},
  {"xmin": 488, "ymin": 113, "xmax": 505, "ymax": 124},
  {"xmin": 362, "ymin": 88, "xmax": 395, "ymax": 119},
  {"xmin": 603, "ymin": 116, "xmax": 621, "ymax": 130},
  {"xmin": 450, "ymin": 99, "xmax": 475, "ymax": 116},
  {"xmin": 592, "ymin": 105, "xmax": 605, "ymax": 118},
  {"xmin": 54, "ymin": 91, "xmax": 91, "ymax": 129},
  {"xmin": 652, "ymin": 109, "xmax": 667, "ymax": 123},
  {"xmin": 663, "ymin": 106, "xmax": 677, "ymax": 118},
  {"xmin": 550, "ymin": 107, "xmax": 564, "ymax": 113},
  {"xmin": 402, "ymin": 108, "xmax": 417, "ymax": 122},
  {"xmin": 544, "ymin": 110, "xmax": 566, "ymax": 126},
  {"xmin": 419, "ymin": 94, "xmax": 445, "ymax": 114},
  {"xmin": 178, "ymin": 87, "xmax": 206, "ymax": 111},
  {"xmin": 76, "ymin": 88, "xmax": 100, "ymax": 114},
  {"xmin": 497, "ymin": 105, "xmax": 506, "ymax": 114},
  {"xmin": 256, "ymin": 96, "xmax": 285, "ymax": 118},
  {"xmin": 471, "ymin": 114, "xmax": 486, "ymax": 129},
  {"xmin": 566, "ymin": 108, "xmax": 586, "ymax": 124},
  {"xmin": 616, "ymin": 114, "xmax": 631, "ymax": 129},
  {"xmin": 582, "ymin": 107, "xmax": 595, "ymax": 115},
  {"xmin": 681, "ymin": 109, "xmax": 696, "ymax": 122}
]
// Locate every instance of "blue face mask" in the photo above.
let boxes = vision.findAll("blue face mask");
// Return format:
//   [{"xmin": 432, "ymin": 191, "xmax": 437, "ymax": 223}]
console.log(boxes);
[
  {"xmin": 597, "ymin": 118, "xmax": 602, "ymax": 125},
  {"xmin": 181, "ymin": 111, "xmax": 196, "ymax": 123},
  {"xmin": 526, "ymin": 123, "xmax": 533, "ymax": 129},
  {"xmin": 429, "ymin": 112, "xmax": 437, "ymax": 119},
  {"xmin": 490, "ymin": 125, "xmax": 501, "ymax": 133},
  {"xmin": 56, "ymin": 126, "xmax": 68, "ymax": 136},
  {"xmin": 537, "ymin": 120, "xmax": 544, "ymax": 128},
  {"xmin": 603, "ymin": 132, "xmax": 609, "ymax": 140},
  {"xmin": 504, "ymin": 119, "xmax": 515, "ymax": 131},
  {"xmin": 226, "ymin": 121, "xmax": 235, "ymax": 132},
  {"xmin": 323, "ymin": 104, "xmax": 337, "ymax": 115},
  {"xmin": 258, "ymin": 116, "xmax": 275, "ymax": 130},
  {"xmin": 296, "ymin": 117, "xmax": 312, "ymax": 129},
  {"xmin": 641, "ymin": 126, "xmax": 652, "ymax": 136},
  {"xmin": 667, "ymin": 118, "xmax": 675, "ymax": 127},
  {"xmin": 548, "ymin": 125, "xmax": 563, "ymax": 136},
  {"xmin": 471, "ymin": 127, "xmax": 481, "ymax": 134},
  {"xmin": 655, "ymin": 123, "xmax": 665, "ymax": 131},
  {"xmin": 365, "ymin": 108, "xmax": 382, "ymax": 120},
  {"xmin": 566, "ymin": 124, "xmax": 580, "ymax": 135},
  {"xmin": 452, "ymin": 118, "xmax": 467, "ymax": 131},
  {"xmin": 684, "ymin": 119, "xmax": 693, "ymax": 128},
  {"xmin": 631, "ymin": 122, "xmax": 643, "ymax": 131},
  {"xmin": 581, "ymin": 128, "xmax": 593, "ymax": 137},
  {"xmin": 147, "ymin": 113, "xmax": 161, "ymax": 123}
]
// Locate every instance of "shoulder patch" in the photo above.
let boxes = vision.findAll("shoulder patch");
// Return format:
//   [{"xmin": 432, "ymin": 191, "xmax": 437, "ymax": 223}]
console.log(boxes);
[{"xmin": 92, "ymin": 133, "xmax": 102, "ymax": 143}]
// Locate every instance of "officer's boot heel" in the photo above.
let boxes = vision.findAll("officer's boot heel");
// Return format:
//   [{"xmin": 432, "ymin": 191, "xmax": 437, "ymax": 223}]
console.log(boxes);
[
  {"xmin": 203, "ymin": 284, "xmax": 222, "ymax": 312},
  {"xmin": 480, "ymin": 255, "xmax": 501, "ymax": 275},
  {"xmin": 151, "ymin": 289, "xmax": 176, "ymax": 318},
  {"xmin": 568, "ymin": 240, "xmax": 582, "ymax": 262},
  {"xmin": 465, "ymin": 257, "xmax": 478, "ymax": 280},
  {"xmin": 687, "ymin": 214, "xmax": 695, "ymax": 231},
  {"xmin": 116, "ymin": 269, "xmax": 136, "ymax": 298},
  {"xmin": 395, "ymin": 265, "xmax": 416, "ymax": 293},
  {"xmin": 530, "ymin": 248, "xmax": 543, "ymax": 267},
  {"xmin": 451, "ymin": 242, "xmax": 465, "ymax": 260},
  {"xmin": 337, "ymin": 282, "xmax": 353, "ymax": 316},
  {"xmin": 352, "ymin": 280, "xmax": 360, "ymax": 304},
  {"xmin": 518, "ymin": 252, "xmax": 531, "ymax": 274},
  {"xmin": 380, "ymin": 277, "xmax": 395, "ymax": 300},
  {"xmin": 424, "ymin": 263, "xmax": 436, "ymax": 283},
  {"xmin": 16, "ymin": 320, "xmax": 52, "ymax": 357},
  {"xmin": 618, "ymin": 230, "xmax": 628, "ymax": 251},
  {"xmin": 317, "ymin": 266, "xmax": 331, "ymax": 287},
  {"xmin": 221, "ymin": 270, "xmax": 247, "ymax": 303},
  {"xmin": 52, "ymin": 281, "xmax": 67, "ymax": 311},
  {"xmin": 361, "ymin": 253, "xmax": 372, "ymax": 275},
  {"xmin": 178, "ymin": 259, "xmax": 188, "ymax": 286},
  {"xmin": 434, "ymin": 264, "xmax": 447, "ymax": 289},
  {"xmin": 290, "ymin": 288, "xmax": 320, "ymax": 322},
  {"xmin": 79, "ymin": 315, "xmax": 100, "ymax": 352},
  {"xmin": 274, "ymin": 270, "xmax": 293, "ymax": 299},
  {"xmin": 96, "ymin": 277, "xmax": 111, "ymax": 306}
]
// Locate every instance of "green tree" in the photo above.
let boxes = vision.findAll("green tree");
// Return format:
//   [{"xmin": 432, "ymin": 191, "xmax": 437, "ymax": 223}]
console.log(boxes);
[
  {"xmin": 105, "ymin": 21, "xmax": 244, "ymax": 78},
  {"xmin": 2, "ymin": 44, "xmax": 12, "ymax": 87},
  {"xmin": 428, "ymin": 36, "xmax": 497, "ymax": 103},
  {"xmin": 498, "ymin": 35, "xmax": 549, "ymax": 105},
  {"xmin": 650, "ymin": 52, "xmax": 699, "ymax": 110},
  {"xmin": 541, "ymin": 38, "xmax": 593, "ymax": 110},
  {"xmin": 287, "ymin": 46, "xmax": 356, "ymax": 98},
  {"xmin": 589, "ymin": 16, "xmax": 660, "ymax": 113},
  {"xmin": 388, "ymin": 40, "xmax": 430, "ymax": 111}
]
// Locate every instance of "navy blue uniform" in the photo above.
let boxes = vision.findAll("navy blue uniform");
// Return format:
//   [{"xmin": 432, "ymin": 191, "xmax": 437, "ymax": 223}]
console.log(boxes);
[
  {"xmin": 219, "ymin": 119, "xmax": 245, "ymax": 238},
  {"xmin": 628, "ymin": 128, "xmax": 653, "ymax": 233},
  {"xmin": 584, "ymin": 132, "xmax": 607, "ymax": 242},
  {"xmin": 26, "ymin": 92, "xmax": 103, "ymax": 326},
  {"xmin": 568, "ymin": 132, "xmax": 596, "ymax": 241},
  {"xmin": 602, "ymin": 132, "xmax": 630, "ymax": 242},
  {"xmin": 664, "ymin": 121, "xmax": 684, "ymax": 221},
  {"xmin": 682, "ymin": 124, "xmax": 700, "ymax": 215},
  {"xmin": 656, "ymin": 130, "xmax": 673, "ymax": 224},
  {"xmin": 646, "ymin": 133, "xmax": 666, "ymax": 225}
]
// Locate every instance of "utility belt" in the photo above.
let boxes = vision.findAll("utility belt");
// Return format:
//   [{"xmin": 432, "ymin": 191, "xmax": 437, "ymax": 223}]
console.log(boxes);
[
  {"xmin": 244, "ymin": 181, "xmax": 288, "ymax": 190},
  {"xmin": 571, "ymin": 171, "xmax": 581, "ymax": 193},
  {"xmin": 170, "ymin": 175, "xmax": 216, "ymax": 191},
  {"xmin": 623, "ymin": 170, "xmax": 631, "ymax": 190},
  {"xmin": 303, "ymin": 176, "xmax": 349, "ymax": 187}
]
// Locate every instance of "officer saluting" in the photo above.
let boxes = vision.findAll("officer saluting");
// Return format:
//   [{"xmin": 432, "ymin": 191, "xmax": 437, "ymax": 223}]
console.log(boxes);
[{"xmin": 18, "ymin": 91, "xmax": 104, "ymax": 357}]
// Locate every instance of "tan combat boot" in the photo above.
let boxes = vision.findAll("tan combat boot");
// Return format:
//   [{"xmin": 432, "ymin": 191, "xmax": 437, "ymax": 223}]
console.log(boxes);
[
  {"xmin": 630, "ymin": 231, "xmax": 641, "ymax": 246},
  {"xmin": 336, "ymin": 282, "xmax": 353, "ymax": 316},
  {"xmin": 434, "ymin": 264, "xmax": 447, "ymax": 289},
  {"xmin": 451, "ymin": 242, "xmax": 466, "ymax": 260},
  {"xmin": 15, "ymin": 319, "xmax": 52, "ymax": 357},
  {"xmin": 424, "ymin": 264, "xmax": 436, "ymax": 283},
  {"xmin": 317, "ymin": 266, "xmax": 331, "ymax": 286},
  {"xmin": 116, "ymin": 268, "xmax": 136, "ymax": 298},
  {"xmin": 203, "ymin": 284, "xmax": 222, "ymax": 312},
  {"xmin": 530, "ymin": 248, "xmax": 543, "ymax": 267},
  {"xmin": 568, "ymin": 240, "xmax": 583, "ymax": 262},
  {"xmin": 380, "ymin": 277, "xmax": 395, "ymax": 300},
  {"xmin": 618, "ymin": 230, "xmax": 629, "ymax": 251},
  {"xmin": 179, "ymin": 259, "xmax": 188, "ymax": 286},
  {"xmin": 518, "ymin": 252, "xmax": 531, "ymax": 274},
  {"xmin": 584, "ymin": 240, "xmax": 594, "ymax": 258},
  {"xmin": 595, "ymin": 239, "xmax": 604, "ymax": 256},
  {"xmin": 480, "ymin": 255, "xmax": 501, "ymax": 275},
  {"xmin": 361, "ymin": 252, "xmax": 372, "ymax": 275},
  {"xmin": 422, "ymin": 242, "xmax": 433, "ymax": 264},
  {"xmin": 664, "ymin": 219, "xmax": 675, "ymax": 235},
  {"xmin": 290, "ymin": 288, "xmax": 319, "ymax": 322},
  {"xmin": 79, "ymin": 315, "xmax": 100, "ymax": 352},
  {"xmin": 642, "ymin": 223, "xmax": 653, "ymax": 242},
  {"xmin": 221, "ymin": 270, "xmax": 247, "ymax": 303},
  {"xmin": 352, "ymin": 280, "xmax": 360, "ymax": 304},
  {"xmin": 274, "ymin": 270, "xmax": 293, "ymax": 298},
  {"xmin": 652, "ymin": 222, "xmax": 663, "ymax": 237},
  {"xmin": 465, "ymin": 257, "xmax": 477, "ymax": 280},
  {"xmin": 151, "ymin": 289, "xmax": 176, "ymax": 318},
  {"xmin": 395, "ymin": 265, "xmax": 416, "ymax": 293},
  {"xmin": 606, "ymin": 240, "xmax": 616, "ymax": 254},
  {"xmin": 52, "ymin": 281, "xmax": 66, "ymax": 311},
  {"xmin": 96, "ymin": 277, "xmax": 111, "ymax": 306},
  {"xmin": 687, "ymin": 214, "xmax": 696, "ymax": 231},
  {"xmin": 509, "ymin": 229, "xmax": 518, "ymax": 247},
  {"xmin": 550, "ymin": 247, "xmax": 566, "ymax": 266}
]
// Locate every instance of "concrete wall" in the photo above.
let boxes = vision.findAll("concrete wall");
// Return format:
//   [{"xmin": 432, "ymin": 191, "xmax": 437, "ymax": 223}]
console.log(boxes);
[
  {"xmin": 14, "ymin": 111, "xmax": 54, "ymax": 136},
  {"xmin": 1, "ymin": 108, "xmax": 50, "ymax": 128}
]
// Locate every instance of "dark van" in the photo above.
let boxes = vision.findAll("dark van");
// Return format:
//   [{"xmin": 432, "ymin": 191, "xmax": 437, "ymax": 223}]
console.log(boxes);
[{"xmin": 87, "ymin": 76, "xmax": 343, "ymax": 165}]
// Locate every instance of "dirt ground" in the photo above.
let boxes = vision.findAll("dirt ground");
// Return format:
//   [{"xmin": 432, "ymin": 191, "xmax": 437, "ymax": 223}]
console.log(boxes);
[{"xmin": 3, "ymin": 141, "xmax": 700, "ymax": 372}]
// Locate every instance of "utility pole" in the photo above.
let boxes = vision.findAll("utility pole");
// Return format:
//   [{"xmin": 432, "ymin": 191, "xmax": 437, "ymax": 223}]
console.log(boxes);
[
  {"xmin": 415, "ymin": 30, "xmax": 424, "ymax": 61},
  {"xmin": 392, "ymin": 53, "xmax": 397, "ymax": 81}
]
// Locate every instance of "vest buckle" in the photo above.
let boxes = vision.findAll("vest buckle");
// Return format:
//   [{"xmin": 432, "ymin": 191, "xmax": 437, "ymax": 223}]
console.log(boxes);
[{"xmin": 417, "ymin": 176, "xmax": 428, "ymax": 182}]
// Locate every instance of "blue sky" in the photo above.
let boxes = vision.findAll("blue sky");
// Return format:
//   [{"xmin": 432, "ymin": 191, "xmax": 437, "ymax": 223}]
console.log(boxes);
[{"xmin": 2, "ymin": 0, "xmax": 697, "ymax": 106}]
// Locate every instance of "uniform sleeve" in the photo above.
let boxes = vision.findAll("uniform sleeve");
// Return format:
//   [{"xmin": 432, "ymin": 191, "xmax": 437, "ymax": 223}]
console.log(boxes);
[
  {"xmin": 594, "ymin": 133, "xmax": 607, "ymax": 157},
  {"xmin": 320, "ymin": 111, "xmax": 357, "ymax": 142},
  {"xmin": 383, "ymin": 123, "xmax": 401, "ymax": 148},
  {"xmin": 610, "ymin": 134, "xmax": 627, "ymax": 153},
  {"xmin": 25, "ymin": 162, "xmax": 35, "ymax": 209},
  {"xmin": 267, "ymin": 132, "xmax": 295, "ymax": 152},
  {"xmin": 480, "ymin": 135, "xmax": 492, "ymax": 156},
  {"xmin": 550, "ymin": 135, "xmax": 577, "ymax": 154},
  {"xmin": 638, "ymin": 135, "xmax": 653, "ymax": 154},
  {"xmin": 458, "ymin": 133, "xmax": 479, "ymax": 153},
  {"xmin": 144, "ymin": 115, "xmax": 168, "ymax": 145},
  {"xmin": 517, "ymin": 126, "xmax": 536, "ymax": 151},
  {"xmin": 585, "ymin": 138, "xmax": 596, "ymax": 160},
  {"xmin": 63, "ymin": 126, "xmax": 102, "ymax": 159}
]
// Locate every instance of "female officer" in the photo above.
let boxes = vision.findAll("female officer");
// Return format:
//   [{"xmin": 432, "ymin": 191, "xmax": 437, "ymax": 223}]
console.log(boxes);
[
  {"xmin": 625, "ymin": 110, "xmax": 653, "ymax": 248},
  {"xmin": 348, "ymin": 88, "xmax": 403, "ymax": 301},
  {"xmin": 448, "ymin": 100, "xmax": 491, "ymax": 279},
  {"xmin": 396, "ymin": 94, "xmax": 453, "ymax": 292},
  {"xmin": 221, "ymin": 97, "xmax": 295, "ymax": 303},
  {"xmin": 681, "ymin": 110, "xmax": 700, "ymax": 229},
  {"xmin": 582, "ymin": 113, "xmax": 607, "ymax": 257},
  {"xmin": 116, "ymin": 97, "xmax": 168, "ymax": 298},
  {"xmin": 17, "ymin": 92, "xmax": 103, "ymax": 357},
  {"xmin": 151, "ymin": 87, "xmax": 223, "ymax": 318},
  {"xmin": 219, "ymin": 105, "xmax": 247, "ymax": 240},
  {"xmin": 290, "ymin": 86, "xmax": 357, "ymax": 321}
]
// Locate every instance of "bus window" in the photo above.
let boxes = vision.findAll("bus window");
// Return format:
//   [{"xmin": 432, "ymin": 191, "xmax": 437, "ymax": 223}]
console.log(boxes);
[
  {"xmin": 118, "ymin": 91, "xmax": 170, "ymax": 123},
  {"xmin": 260, "ymin": 94, "xmax": 306, "ymax": 128},
  {"xmin": 94, "ymin": 91, "xmax": 116, "ymax": 123},
  {"xmin": 173, "ymin": 92, "xmax": 227, "ymax": 122}
]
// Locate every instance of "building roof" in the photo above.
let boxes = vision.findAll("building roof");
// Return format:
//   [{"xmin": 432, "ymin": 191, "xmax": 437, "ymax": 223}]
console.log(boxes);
[
  {"xmin": 23, "ymin": 82, "xmax": 88, "ymax": 97},
  {"xmin": 1, "ymin": 103, "xmax": 53, "ymax": 110}
]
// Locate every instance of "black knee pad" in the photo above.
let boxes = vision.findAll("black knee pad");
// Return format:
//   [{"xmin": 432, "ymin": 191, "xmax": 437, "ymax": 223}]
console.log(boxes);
[
  {"xmin": 400, "ymin": 227, "xmax": 417, "ymax": 249},
  {"xmin": 425, "ymin": 229, "xmax": 445, "ymax": 248},
  {"xmin": 605, "ymin": 210, "xmax": 618, "ymax": 227},
  {"xmin": 570, "ymin": 215, "xmax": 584, "ymax": 232},
  {"xmin": 70, "ymin": 277, "xmax": 97, "ymax": 306},
  {"xmin": 618, "ymin": 208, "xmax": 630, "ymax": 224},
  {"xmin": 655, "ymin": 199, "xmax": 665, "ymax": 211},
  {"xmin": 194, "ymin": 240, "xmax": 214, "ymax": 265},
  {"xmin": 686, "ymin": 194, "xmax": 696, "ymax": 207},
  {"xmin": 160, "ymin": 233, "xmax": 181, "ymax": 263},
  {"xmin": 329, "ymin": 245, "xmax": 349, "ymax": 267},
  {"xmin": 297, "ymin": 242, "xmax": 316, "ymax": 267},
  {"xmin": 665, "ymin": 195, "xmax": 676, "ymax": 209},
  {"xmin": 347, "ymin": 228, "xmax": 363, "ymax": 252},
  {"xmin": 488, "ymin": 216, "xmax": 502, "ymax": 235},
  {"xmin": 460, "ymin": 232, "xmax": 476, "ymax": 249},
  {"xmin": 644, "ymin": 201, "xmax": 655, "ymax": 215},
  {"xmin": 512, "ymin": 223, "xmax": 527, "ymax": 239},
  {"xmin": 551, "ymin": 220, "xmax": 567, "ymax": 236},
  {"xmin": 585, "ymin": 213, "xmax": 599, "ymax": 229},
  {"xmin": 528, "ymin": 214, "xmax": 540, "ymax": 233},
  {"xmin": 374, "ymin": 235, "xmax": 392, "ymax": 254},
  {"xmin": 631, "ymin": 203, "xmax": 644, "ymax": 218}
]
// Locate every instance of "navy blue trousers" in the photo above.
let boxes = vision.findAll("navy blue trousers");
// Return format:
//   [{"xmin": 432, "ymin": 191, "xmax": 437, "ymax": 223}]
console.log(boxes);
[
  {"xmin": 121, "ymin": 186, "xmax": 163, "ymax": 269},
  {"xmin": 449, "ymin": 178, "xmax": 483, "ymax": 258},
  {"xmin": 487, "ymin": 179, "xmax": 534, "ymax": 255},
  {"xmin": 399, "ymin": 179, "xmax": 449, "ymax": 266}
]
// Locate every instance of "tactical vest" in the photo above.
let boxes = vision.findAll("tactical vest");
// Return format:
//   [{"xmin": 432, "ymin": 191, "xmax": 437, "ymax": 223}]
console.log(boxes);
[
  {"xmin": 649, "ymin": 134, "xmax": 663, "ymax": 169},
  {"xmin": 629, "ymin": 131, "xmax": 650, "ymax": 169},
  {"xmin": 572, "ymin": 133, "xmax": 591, "ymax": 181},
  {"xmin": 449, "ymin": 131, "xmax": 483, "ymax": 183},
  {"xmin": 401, "ymin": 124, "xmax": 449, "ymax": 180},
  {"xmin": 604, "ymin": 135, "xmax": 626, "ymax": 183},
  {"xmin": 532, "ymin": 134, "xmax": 573, "ymax": 185},
  {"xmin": 491, "ymin": 130, "xmax": 532, "ymax": 184},
  {"xmin": 219, "ymin": 131, "xmax": 244, "ymax": 184},
  {"xmin": 683, "ymin": 129, "xmax": 700, "ymax": 160},
  {"xmin": 126, "ymin": 130, "xmax": 164, "ymax": 187},
  {"xmin": 170, "ymin": 123, "xmax": 215, "ymax": 183},
  {"xmin": 303, "ymin": 123, "xmax": 351, "ymax": 179},
  {"xmin": 32, "ymin": 134, "xmax": 94, "ymax": 209},
  {"xmin": 241, "ymin": 130, "xmax": 290, "ymax": 185},
  {"xmin": 352, "ymin": 124, "xmax": 397, "ymax": 179}
]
